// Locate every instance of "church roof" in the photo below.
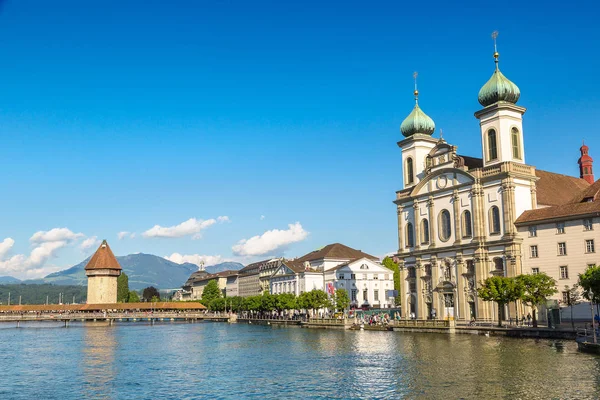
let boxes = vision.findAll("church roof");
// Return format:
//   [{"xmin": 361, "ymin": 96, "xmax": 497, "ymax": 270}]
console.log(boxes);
[
  {"xmin": 295, "ymin": 243, "xmax": 378, "ymax": 262},
  {"xmin": 516, "ymin": 176, "xmax": 600, "ymax": 224},
  {"xmin": 535, "ymin": 170, "xmax": 590, "ymax": 206},
  {"xmin": 84, "ymin": 240, "xmax": 122, "ymax": 271}
]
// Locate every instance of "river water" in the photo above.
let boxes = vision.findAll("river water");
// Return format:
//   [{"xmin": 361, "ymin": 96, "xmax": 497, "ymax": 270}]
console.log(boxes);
[{"xmin": 0, "ymin": 321, "xmax": 598, "ymax": 399}]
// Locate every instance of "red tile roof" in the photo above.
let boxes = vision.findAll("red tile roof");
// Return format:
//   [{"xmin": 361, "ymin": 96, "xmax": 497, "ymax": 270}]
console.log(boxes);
[
  {"xmin": 535, "ymin": 169, "xmax": 590, "ymax": 206},
  {"xmin": 85, "ymin": 240, "xmax": 122, "ymax": 271},
  {"xmin": 295, "ymin": 243, "xmax": 378, "ymax": 263}
]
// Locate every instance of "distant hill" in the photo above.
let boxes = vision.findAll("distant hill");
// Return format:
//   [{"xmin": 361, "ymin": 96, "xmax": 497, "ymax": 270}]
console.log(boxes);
[
  {"xmin": 0, "ymin": 284, "xmax": 86, "ymax": 305},
  {"xmin": 0, "ymin": 276, "xmax": 21, "ymax": 284},
  {"xmin": 43, "ymin": 253, "xmax": 199, "ymax": 290},
  {"xmin": 205, "ymin": 262, "xmax": 244, "ymax": 274}
]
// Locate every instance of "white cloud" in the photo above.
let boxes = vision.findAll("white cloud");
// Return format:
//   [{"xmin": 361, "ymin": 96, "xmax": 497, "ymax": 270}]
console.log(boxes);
[
  {"xmin": 260, "ymin": 215, "xmax": 265, "ymax": 220},
  {"xmin": 142, "ymin": 216, "xmax": 229, "ymax": 239},
  {"xmin": 0, "ymin": 227, "xmax": 89, "ymax": 279},
  {"xmin": 117, "ymin": 231, "xmax": 135, "ymax": 240},
  {"xmin": 30, "ymin": 228, "xmax": 84, "ymax": 243},
  {"xmin": 80, "ymin": 236, "xmax": 100, "ymax": 251},
  {"xmin": 232, "ymin": 222, "xmax": 308, "ymax": 257},
  {"xmin": 164, "ymin": 253, "xmax": 224, "ymax": 269}
]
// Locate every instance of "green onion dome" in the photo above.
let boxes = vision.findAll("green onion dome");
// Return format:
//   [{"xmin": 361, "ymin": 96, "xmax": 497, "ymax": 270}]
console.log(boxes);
[
  {"xmin": 400, "ymin": 90, "xmax": 436, "ymax": 137},
  {"xmin": 478, "ymin": 52, "xmax": 520, "ymax": 107}
]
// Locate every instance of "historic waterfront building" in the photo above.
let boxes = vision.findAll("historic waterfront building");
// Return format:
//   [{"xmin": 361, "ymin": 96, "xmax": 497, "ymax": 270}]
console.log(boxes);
[
  {"xmin": 85, "ymin": 240, "xmax": 122, "ymax": 304},
  {"xmin": 324, "ymin": 257, "xmax": 395, "ymax": 309},
  {"xmin": 238, "ymin": 260, "xmax": 266, "ymax": 298},
  {"xmin": 516, "ymin": 148, "xmax": 600, "ymax": 317},
  {"xmin": 185, "ymin": 270, "xmax": 239, "ymax": 300},
  {"xmin": 393, "ymin": 43, "xmax": 596, "ymax": 322}
]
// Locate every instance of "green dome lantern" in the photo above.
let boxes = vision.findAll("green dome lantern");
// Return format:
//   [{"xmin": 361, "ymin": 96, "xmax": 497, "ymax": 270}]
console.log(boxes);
[
  {"xmin": 400, "ymin": 86, "xmax": 436, "ymax": 138},
  {"xmin": 478, "ymin": 31, "xmax": 520, "ymax": 107}
]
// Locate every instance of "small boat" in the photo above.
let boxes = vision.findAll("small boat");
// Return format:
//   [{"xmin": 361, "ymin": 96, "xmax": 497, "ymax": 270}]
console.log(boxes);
[{"xmin": 576, "ymin": 329, "xmax": 600, "ymax": 354}]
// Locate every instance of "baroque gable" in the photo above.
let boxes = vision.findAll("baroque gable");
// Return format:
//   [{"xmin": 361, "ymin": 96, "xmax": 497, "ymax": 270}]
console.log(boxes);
[{"xmin": 411, "ymin": 168, "xmax": 476, "ymax": 198}]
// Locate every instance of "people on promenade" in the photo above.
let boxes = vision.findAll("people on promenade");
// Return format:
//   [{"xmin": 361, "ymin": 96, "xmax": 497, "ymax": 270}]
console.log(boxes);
[{"xmin": 526, "ymin": 313, "xmax": 532, "ymax": 326}]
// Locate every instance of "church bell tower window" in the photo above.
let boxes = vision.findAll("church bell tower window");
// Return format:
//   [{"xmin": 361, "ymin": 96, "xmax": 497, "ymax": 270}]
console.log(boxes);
[
  {"xmin": 406, "ymin": 157, "xmax": 414, "ymax": 185},
  {"xmin": 511, "ymin": 127, "xmax": 521, "ymax": 159},
  {"xmin": 488, "ymin": 129, "xmax": 498, "ymax": 161}
]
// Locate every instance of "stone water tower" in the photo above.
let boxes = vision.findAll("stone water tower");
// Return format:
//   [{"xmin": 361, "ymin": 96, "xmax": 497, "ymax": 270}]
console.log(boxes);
[{"xmin": 85, "ymin": 240, "xmax": 122, "ymax": 304}]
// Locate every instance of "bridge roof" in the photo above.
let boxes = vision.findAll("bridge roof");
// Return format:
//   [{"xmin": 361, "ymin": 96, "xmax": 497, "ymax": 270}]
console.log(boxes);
[{"xmin": 0, "ymin": 302, "xmax": 206, "ymax": 312}]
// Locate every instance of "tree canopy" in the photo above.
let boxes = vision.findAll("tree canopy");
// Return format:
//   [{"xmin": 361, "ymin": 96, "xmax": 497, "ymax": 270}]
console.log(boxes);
[
  {"xmin": 117, "ymin": 272, "xmax": 130, "ymax": 303},
  {"xmin": 334, "ymin": 288, "xmax": 350, "ymax": 312},
  {"xmin": 516, "ymin": 273, "xmax": 557, "ymax": 327},
  {"xmin": 142, "ymin": 286, "xmax": 160, "ymax": 302},
  {"xmin": 579, "ymin": 264, "xmax": 600, "ymax": 303},
  {"xmin": 477, "ymin": 276, "xmax": 523, "ymax": 327},
  {"xmin": 382, "ymin": 257, "xmax": 401, "ymax": 306},
  {"xmin": 201, "ymin": 280, "xmax": 222, "ymax": 306},
  {"xmin": 128, "ymin": 291, "xmax": 140, "ymax": 303}
]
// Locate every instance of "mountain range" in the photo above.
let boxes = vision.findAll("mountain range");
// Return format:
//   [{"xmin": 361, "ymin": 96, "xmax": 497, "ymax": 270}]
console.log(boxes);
[{"xmin": 11, "ymin": 255, "xmax": 243, "ymax": 290}]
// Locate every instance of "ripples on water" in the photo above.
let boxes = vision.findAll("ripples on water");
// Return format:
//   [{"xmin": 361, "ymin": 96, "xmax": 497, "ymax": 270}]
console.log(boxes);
[{"xmin": 0, "ymin": 322, "xmax": 598, "ymax": 399}]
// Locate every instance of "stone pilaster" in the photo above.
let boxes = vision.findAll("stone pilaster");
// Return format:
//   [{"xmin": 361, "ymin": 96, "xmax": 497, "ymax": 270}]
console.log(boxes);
[
  {"xmin": 398, "ymin": 261, "xmax": 409, "ymax": 318},
  {"xmin": 415, "ymin": 260, "xmax": 425, "ymax": 319},
  {"xmin": 501, "ymin": 179, "xmax": 517, "ymax": 239},
  {"xmin": 413, "ymin": 202, "xmax": 421, "ymax": 250},
  {"xmin": 427, "ymin": 197, "xmax": 436, "ymax": 247},
  {"xmin": 455, "ymin": 255, "xmax": 466, "ymax": 321},
  {"xmin": 470, "ymin": 182, "xmax": 485, "ymax": 242},
  {"xmin": 397, "ymin": 205, "xmax": 404, "ymax": 253},
  {"xmin": 452, "ymin": 190, "xmax": 461, "ymax": 245}
]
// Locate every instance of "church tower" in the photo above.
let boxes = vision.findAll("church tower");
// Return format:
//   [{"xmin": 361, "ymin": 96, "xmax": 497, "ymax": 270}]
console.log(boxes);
[
  {"xmin": 579, "ymin": 143, "xmax": 595, "ymax": 184},
  {"xmin": 475, "ymin": 32, "xmax": 526, "ymax": 167},
  {"xmin": 398, "ymin": 72, "xmax": 438, "ymax": 189},
  {"xmin": 85, "ymin": 240, "xmax": 122, "ymax": 304}
]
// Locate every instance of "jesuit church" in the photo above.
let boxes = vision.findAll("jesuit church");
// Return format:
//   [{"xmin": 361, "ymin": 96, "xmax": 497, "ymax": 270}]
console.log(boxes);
[{"xmin": 392, "ymin": 42, "xmax": 598, "ymax": 323}]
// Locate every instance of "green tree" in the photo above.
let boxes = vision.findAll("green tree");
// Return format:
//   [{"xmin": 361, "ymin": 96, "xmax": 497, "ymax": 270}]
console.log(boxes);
[
  {"xmin": 334, "ymin": 288, "xmax": 350, "ymax": 312},
  {"xmin": 382, "ymin": 256, "xmax": 401, "ymax": 306},
  {"xmin": 561, "ymin": 284, "xmax": 582, "ymax": 331},
  {"xmin": 128, "ymin": 291, "xmax": 140, "ymax": 303},
  {"xmin": 150, "ymin": 295, "xmax": 161, "ymax": 302},
  {"xmin": 579, "ymin": 264, "xmax": 600, "ymax": 303},
  {"xmin": 227, "ymin": 296, "xmax": 245, "ymax": 312},
  {"xmin": 201, "ymin": 280, "xmax": 222, "ymax": 305},
  {"xmin": 477, "ymin": 276, "xmax": 523, "ymax": 327},
  {"xmin": 117, "ymin": 272, "xmax": 130, "ymax": 303},
  {"xmin": 245, "ymin": 295, "xmax": 261, "ymax": 312},
  {"xmin": 276, "ymin": 293, "xmax": 297, "ymax": 311},
  {"xmin": 142, "ymin": 286, "xmax": 160, "ymax": 302},
  {"xmin": 260, "ymin": 292, "xmax": 276, "ymax": 312},
  {"xmin": 210, "ymin": 297, "xmax": 226, "ymax": 311},
  {"xmin": 516, "ymin": 273, "xmax": 558, "ymax": 328}
]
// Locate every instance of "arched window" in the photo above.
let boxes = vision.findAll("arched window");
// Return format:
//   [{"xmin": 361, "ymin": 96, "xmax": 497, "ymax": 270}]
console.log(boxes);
[
  {"xmin": 405, "ymin": 222, "xmax": 414, "ymax": 248},
  {"xmin": 406, "ymin": 157, "xmax": 414, "ymax": 185},
  {"xmin": 511, "ymin": 127, "xmax": 521, "ymax": 159},
  {"xmin": 438, "ymin": 210, "xmax": 452, "ymax": 241},
  {"xmin": 462, "ymin": 210, "xmax": 473, "ymax": 238},
  {"xmin": 493, "ymin": 257, "xmax": 504, "ymax": 272},
  {"xmin": 489, "ymin": 206, "xmax": 501, "ymax": 235},
  {"xmin": 488, "ymin": 129, "xmax": 498, "ymax": 161},
  {"xmin": 421, "ymin": 219, "xmax": 430, "ymax": 244}
]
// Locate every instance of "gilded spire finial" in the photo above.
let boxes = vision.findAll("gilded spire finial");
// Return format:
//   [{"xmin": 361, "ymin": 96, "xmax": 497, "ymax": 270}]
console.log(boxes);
[
  {"xmin": 491, "ymin": 31, "xmax": 499, "ymax": 70},
  {"xmin": 413, "ymin": 71, "xmax": 419, "ymax": 104}
]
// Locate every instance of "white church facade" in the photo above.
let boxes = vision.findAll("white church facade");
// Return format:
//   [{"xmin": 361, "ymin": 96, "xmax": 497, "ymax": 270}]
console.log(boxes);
[{"xmin": 393, "ymin": 41, "xmax": 597, "ymax": 322}]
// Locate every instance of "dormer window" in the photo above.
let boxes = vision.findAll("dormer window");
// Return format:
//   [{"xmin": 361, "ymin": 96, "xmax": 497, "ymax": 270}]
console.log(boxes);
[
  {"xmin": 406, "ymin": 157, "xmax": 414, "ymax": 185},
  {"xmin": 488, "ymin": 129, "xmax": 498, "ymax": 161}
]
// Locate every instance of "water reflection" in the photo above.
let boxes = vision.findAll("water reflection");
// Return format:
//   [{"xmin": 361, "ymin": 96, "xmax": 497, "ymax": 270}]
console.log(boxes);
[{"xmin": 81, "ymin": 325, "xmax": 116, "ymax": 399}]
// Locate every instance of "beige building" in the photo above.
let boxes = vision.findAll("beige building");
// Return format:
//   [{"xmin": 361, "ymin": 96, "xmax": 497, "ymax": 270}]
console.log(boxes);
[
  {"xmin": 238, "ymin": 260, "xmax": 266, "ymax": 298},
  {"xmin": 85, "ymin": 240, "xmax": 122, "ymax": 304},
  {"xmin": 516, "ymin": 171, "xmax": 600, "ymax": 307},
  {"xmin": 187, "ymin": 270, "xmax": 239, "ymax": 300}
]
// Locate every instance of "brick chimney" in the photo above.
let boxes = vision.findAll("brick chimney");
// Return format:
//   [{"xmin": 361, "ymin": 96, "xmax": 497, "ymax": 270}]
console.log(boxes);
[{"xmin": 579, "ymin": 142, "xmax": 594, "ymax": 184}]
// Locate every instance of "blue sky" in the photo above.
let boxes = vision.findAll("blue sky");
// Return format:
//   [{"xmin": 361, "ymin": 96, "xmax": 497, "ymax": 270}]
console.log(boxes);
[{"xmin": 0, "ymin": 0, "xmax": 598, "ymax": 279}]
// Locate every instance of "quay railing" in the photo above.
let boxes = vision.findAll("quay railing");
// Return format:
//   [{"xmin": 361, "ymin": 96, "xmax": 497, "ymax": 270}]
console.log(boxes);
[
  {"xmin": 0, "ymin": 311, "xmax": 208, "ymax": 321},
  {"xmin": 391, "ymin": 319, "xmax": 450, "ymax": 328}
]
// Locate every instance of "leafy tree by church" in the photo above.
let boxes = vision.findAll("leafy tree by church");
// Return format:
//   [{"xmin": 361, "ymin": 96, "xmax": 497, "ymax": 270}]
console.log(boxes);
[
  {"xmin": 334, "ymin": 288, "xmax": 350, "ymax": 312},
  {"xmin": 201, "ymin": 280, "xmax": 222, "ymax": 306},
  {"xmin": 117, "ymin": 272, "xmax": 130, "ymax": 303},
  {"xmin": 516, "ymin": 273, "xmax": 557, "ymax": 328},
  {"xmin": 382, "ymin": 257, "xmax": 401, "ymax": 306},
  {"xmin": 128, "ymin": 291, "xmax": 140, "ymax": 303},
  {"xmin": 561, "ymin": 284, "xmax": 582, "ymax": 331},
  {"xmin": 142, "ymin": 286, "xmax": 160, "ymax": 302},
  {"xmin": 579, "ymin": 264, "xmax": 600, "ymax": 303},
  {"xmin": 477, "ymin": 276, "xmax": 523, "ymax": 327}
]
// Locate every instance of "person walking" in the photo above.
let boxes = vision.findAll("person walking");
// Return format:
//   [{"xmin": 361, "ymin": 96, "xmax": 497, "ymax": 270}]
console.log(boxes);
[{"xmin": 526, "ymin": 313, "xmax": 532, "ymax": 326}]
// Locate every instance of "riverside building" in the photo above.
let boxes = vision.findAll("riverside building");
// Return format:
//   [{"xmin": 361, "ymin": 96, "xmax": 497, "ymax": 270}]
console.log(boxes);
[{"xmin": 393, "ymin": 39, "xmax": 597, "ymax": 322}]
